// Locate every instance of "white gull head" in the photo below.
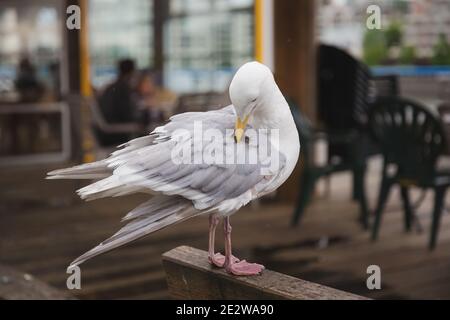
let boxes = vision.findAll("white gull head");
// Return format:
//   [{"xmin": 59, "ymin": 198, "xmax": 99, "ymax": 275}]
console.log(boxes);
[
  {"xmin": 228, "ymin": 61, "xmax": 296, "ymax": 140},
  {"xmin": 229, "ymin": 61, "xmax": 273, "ymax": 121},
  {"xmin": 228, "ymin": 61, "xmax": 300, "ymax": 188}
]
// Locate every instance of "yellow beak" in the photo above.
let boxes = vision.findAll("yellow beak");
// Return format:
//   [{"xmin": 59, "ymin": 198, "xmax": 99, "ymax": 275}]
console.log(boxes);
[{"xmin": 234, "ymin": 116, "xmax": 249, "ymax": 143}]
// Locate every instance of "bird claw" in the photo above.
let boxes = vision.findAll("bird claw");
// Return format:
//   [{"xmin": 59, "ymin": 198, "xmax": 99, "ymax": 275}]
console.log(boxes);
[
  {"xmin": 225, "ymin": 260, "xmax": 265, "ymax": 276},
  {"xmin": 209, "ymin": 253, "xmax": 239, "ymax": 268}
]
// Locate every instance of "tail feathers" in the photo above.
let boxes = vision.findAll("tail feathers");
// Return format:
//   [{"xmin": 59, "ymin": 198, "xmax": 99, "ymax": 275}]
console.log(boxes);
[
  {"xmin": 121, "ymin": 195, "xmax": 180, "ymax": 221},
  {"xmin": 68, "ymin": 196, "xmax": 200, "ymax": 269},
  {"xmin": 76, "ymin": 175, "xmax": 140, "ymax": 201},
  {"xmin": 47, "ymin": 161, "xmax": 111, "ymax": 180}
]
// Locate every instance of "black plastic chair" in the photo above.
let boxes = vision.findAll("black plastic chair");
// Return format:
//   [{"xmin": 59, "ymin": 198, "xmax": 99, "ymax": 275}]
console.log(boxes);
[
  {"xmin": 288, "ymin": 97, "xmax": 370, "ymax": 229},
  {"xmin": 288, "ymin": 100, "xmax": 320, "ymax": 223},
  {"xmin": 290, "ymin": 45, "xmax": 372, "ymax": 229},
  {"xmin": 437, "ymin": 102, "xmax": 450, "ymax": 154},
  {"xmin": 369, "ymin": 97, "xmax": 449, "ymax": 249}
]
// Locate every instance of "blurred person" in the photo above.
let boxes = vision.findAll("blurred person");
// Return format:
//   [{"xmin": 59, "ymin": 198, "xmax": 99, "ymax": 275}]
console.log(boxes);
[
  {"xmin": 49, "ymin": 62, "xmax": 61, "ymax": 101},
  {"xmin": 138, "ymin": 71, "xmax": 177, "ymax": 108},
  {"xmin": 15, "ymin": 58, "xmax": 44, "ymax": 102},
  {"xmin": 98, "ymin": 58, "xmax": 139, "ymax": 124},
  {"xmin": 135, "ymin": 71, "xmax": 167, "ymax": 128},
  {"xmin": 94, "ymin": 58, "xmax": 142, "ymax": 146}
]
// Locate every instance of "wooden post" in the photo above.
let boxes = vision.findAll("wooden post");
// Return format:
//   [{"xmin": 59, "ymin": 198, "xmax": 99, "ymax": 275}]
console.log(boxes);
[
  {"xmin": 274, "ymin": 0, "xmax": 317, "ymax": 121},
  {"xmin": 153, "ymin": 0, "xmax": 169, "ymax": 80},
  {"xmin": 162, "ymin": 246, "xmax": 368, "ymax": 300},
  {"xmin": 64, "ymin": 0, "xmax": 83, "ymax": 162},
  {"xmin": 273, "ymin": 0, "xmax": 318, "ymax": 202}
]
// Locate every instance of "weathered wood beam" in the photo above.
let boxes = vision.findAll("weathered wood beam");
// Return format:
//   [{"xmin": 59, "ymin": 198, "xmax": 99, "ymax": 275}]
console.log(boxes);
[{"xmin": 162, "ymin": 246, "xmax": 368, "ymax": 300}]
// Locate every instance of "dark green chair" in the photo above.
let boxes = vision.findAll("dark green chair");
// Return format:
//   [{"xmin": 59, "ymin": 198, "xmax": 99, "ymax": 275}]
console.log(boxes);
[
  {"xmin": 288, "ymin": 99, "xmax": 369, "ymax": 229},
  {"xmin": 289, "ymin": 44, "xmax": 373, "ymax": 229},
  {"xmin": 288, "ymin": 101, "xmax": 319, "ymax": 226},
  {"xmin": 369, "ymin": 97, "xmax": 449, "ymax": 249}
]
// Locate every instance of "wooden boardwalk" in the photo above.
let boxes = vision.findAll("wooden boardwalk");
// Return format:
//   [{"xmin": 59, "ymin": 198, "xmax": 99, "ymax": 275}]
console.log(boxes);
[{"xmin": 1, "ymin": 161, "xmax": 450, "ymax": 299}]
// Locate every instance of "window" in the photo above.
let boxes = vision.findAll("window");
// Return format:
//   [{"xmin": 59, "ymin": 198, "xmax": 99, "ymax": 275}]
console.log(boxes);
[
  {"xmin": 89, "ymin": 0, "xmax": 153, "ymax": 89},
  {"xmin": 164, "ymin": 0, "xmax": 254, "ymax": 93},
  {"xmin": 0, "ymin": 3, "xmax": 61, "ymax": 101}
]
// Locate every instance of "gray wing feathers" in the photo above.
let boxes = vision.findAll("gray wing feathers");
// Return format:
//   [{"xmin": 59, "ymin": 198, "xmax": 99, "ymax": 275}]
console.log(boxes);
[
  {"xmin": 69, "ymin": 195, "xmax": 199, "ymax": 268},
  {"xmin": 74, "ymin": 116, "xmax": 283, "ymax": 206},
  {"xmin": 49, "ymin": 106, "xmax": 286, "ymax": 267},
  {"xmin": 46, "ymin": 160, "xmax": 111, "ymax": 179},
  {"xmin": 46, "ymin": 135, "xmax": 159, "ymax": 180}
]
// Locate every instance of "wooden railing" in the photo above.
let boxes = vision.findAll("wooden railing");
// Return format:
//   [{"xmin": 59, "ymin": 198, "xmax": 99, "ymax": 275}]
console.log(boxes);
[{"xmin": 162, "ymin": 246, "xmax": 368, "ymax": 300}]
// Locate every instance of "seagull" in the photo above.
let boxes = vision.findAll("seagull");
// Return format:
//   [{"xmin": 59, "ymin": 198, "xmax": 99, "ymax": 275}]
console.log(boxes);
[{"xmin": 48, "ymin": 61, "xmax": 300, "ymax": 276}]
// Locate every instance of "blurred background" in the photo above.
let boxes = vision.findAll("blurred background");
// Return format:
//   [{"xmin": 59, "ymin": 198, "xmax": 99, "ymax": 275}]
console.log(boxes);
[{"xmin": 1, "ymin": 0, "xmax": 450, "ymax": 300}]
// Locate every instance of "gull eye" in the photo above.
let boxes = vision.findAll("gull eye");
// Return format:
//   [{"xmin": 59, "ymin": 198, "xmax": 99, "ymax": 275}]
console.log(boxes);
[{"xmin": 251, "ymin": 98, "xmax": 257, "ymax": 103}]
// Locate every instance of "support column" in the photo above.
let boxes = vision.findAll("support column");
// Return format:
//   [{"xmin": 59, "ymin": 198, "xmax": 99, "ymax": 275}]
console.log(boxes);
[
  {"xmin": 153, "ymin": 0, "xmax": 169, "ymax": 81},
  {"xmin": 274, "ymin": 0, "xmax": 317, "ymax": 202},
  {"xmin": 274, "ymin": 0, "xmax": 317, "ymax": 121},
  {"xmin": 64, "ymin": 0, "xmax": 83, "ymax": 161}
]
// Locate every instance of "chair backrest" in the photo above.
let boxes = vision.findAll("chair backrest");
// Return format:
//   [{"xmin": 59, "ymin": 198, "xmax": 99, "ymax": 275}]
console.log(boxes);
[
  {"xmin": 285, "ymin": 97, "xmax": 313, "ymax": 163},
  {"xmin": 437, "ymin": 102, "xmax": 450, "ymax": 154},
  {"xmin": 369, "ymin": 97, "xmax": 445, "ymax": 181},
  {"xmin": 317, "ymin": 44, "xmax": 372, "ymax": 131}
]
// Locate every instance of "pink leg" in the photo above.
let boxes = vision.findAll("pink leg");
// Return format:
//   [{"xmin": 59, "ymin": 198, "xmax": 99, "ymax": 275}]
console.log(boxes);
[
  {"xmin": 208, "ymin": 215, "xmax": 237, "ymax": 267},
  {"xmin": 223, "ymin": 216, "xmax": 265, "ymax": 276}
]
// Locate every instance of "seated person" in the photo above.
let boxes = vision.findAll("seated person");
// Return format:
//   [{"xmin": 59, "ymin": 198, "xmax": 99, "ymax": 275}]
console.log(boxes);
[
  {"xmin": 96, "ymin": 59, "xmax": 140, "ymax": 146},
  {"xmin": 135, "ymin": 72, "xmax": 165, "ymax": 128},
  {"xmin": 15, "ymin": 58, "xmax": 44, "ymax": 102},
  {"xmin": 99, "ymin": 59, "xmax": 138, "ymax": 124},
  {"xmin": 135, "ymin": 71, "xmax": 177, "ymax": 130}
]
